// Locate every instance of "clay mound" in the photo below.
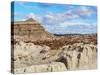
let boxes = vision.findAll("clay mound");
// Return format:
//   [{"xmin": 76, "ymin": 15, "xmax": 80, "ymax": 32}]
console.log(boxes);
[{"xmin": 12, "ymin": 18, "xmax": 54, "ymax": 41}]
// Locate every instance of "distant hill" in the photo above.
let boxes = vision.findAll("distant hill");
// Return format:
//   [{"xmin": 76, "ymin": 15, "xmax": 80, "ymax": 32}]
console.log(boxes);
[{"xmin": 12, "ymin": 18, "xmax": 54, "ymax": 41}]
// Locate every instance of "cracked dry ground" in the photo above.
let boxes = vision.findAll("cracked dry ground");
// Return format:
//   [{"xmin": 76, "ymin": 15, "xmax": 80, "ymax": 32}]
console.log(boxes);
[{"xmin": 11, "ymin": 40, "xmax": 97, "ymax": 73}]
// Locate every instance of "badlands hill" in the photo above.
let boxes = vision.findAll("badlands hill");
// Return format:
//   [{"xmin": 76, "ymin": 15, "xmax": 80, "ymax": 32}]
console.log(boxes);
[{"xmin": 11, "ymin": 18, "xmax": 54, "ymax": 41}]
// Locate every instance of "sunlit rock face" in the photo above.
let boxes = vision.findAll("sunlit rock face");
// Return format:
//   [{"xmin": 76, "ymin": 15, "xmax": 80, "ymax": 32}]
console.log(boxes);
[
  {"xmin": 57, "ymin": 43, "xmax": 97, "ymax": 70},
  {"xmin": 14, "ymin": 62, "xmax": 67, "ymax": 73},
  {"xmin": 12, "ymin": 41, "xmax": 97, "ymax": 73}
]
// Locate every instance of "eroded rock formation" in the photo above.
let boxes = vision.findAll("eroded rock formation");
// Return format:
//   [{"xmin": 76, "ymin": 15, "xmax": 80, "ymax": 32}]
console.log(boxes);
[
  {"xmin": 12, "ymin": 41, "xmax": 97, "ymax": 73},
  {"xmin": 12, "ymin": 18, "xmax": 54, "ymax": 41}
]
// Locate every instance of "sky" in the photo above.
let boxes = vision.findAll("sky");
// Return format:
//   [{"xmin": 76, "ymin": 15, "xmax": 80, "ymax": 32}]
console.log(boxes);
[{"xmin": 11, "ymin": 1, "xmax": 97, "ymax": 34}]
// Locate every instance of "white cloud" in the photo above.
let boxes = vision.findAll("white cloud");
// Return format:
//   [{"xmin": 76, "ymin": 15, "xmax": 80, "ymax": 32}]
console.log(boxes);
[
  {"xmin": 43, "ymin": 11, "xmax": 80, "ymax": 24},
  {"xmin": 75, "ymin": 6, "xmax": 95, "ymax": 16},
  {"xmin": 23, "ymin": 13, "xmax": 42, "ymax": 22},
  {"xmin": 26, "ymin": 13, "xmax": 36, "ymax": 19},
  {"xmin": 60, "ymin": 21, "xmax": 90, "ymax": 27}
]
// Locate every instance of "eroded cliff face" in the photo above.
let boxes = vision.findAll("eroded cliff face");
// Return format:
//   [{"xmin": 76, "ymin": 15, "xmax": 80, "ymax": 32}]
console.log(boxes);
[
  {"xmin": 12, "ymin": 41, "xmax": 97, "ymax": 73},
  {"xmin": 57, "ymin": 43, "xmax": 97, "ymax": 70},
  {"xmin": 12, "ymin": 18, "xmax": 54, "ymax": 41},
  {"xmin": 14, "ymin": 62, "xmax": 67, "ymax": 73}
]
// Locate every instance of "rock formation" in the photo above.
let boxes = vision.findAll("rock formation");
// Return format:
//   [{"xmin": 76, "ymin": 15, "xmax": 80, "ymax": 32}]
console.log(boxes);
[
  {"xmin": 12, "ymin": 41, "xmax": 97, "ymax": 73},
  {"xmin": 12, "ymin": 18, "xmax": 54, "ymax": 41}
]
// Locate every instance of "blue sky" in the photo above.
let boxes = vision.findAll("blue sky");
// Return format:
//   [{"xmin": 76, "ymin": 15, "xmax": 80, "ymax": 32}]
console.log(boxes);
[{"xmin": 11, "ymin": 1, "xmax": 97, "ymax": 34}]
